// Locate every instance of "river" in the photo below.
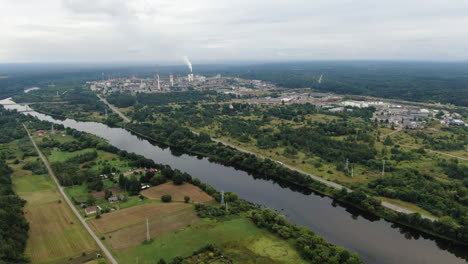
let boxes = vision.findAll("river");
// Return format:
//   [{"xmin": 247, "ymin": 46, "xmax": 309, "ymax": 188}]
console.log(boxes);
[{"xmin": 1, "ymin": 97, "xmax": 467, "ymax": 264}]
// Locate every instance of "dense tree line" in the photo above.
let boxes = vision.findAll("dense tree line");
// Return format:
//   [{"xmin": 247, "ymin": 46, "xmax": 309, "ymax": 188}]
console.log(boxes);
[
  {"xmin": 106, "ymin": 90, "xmax": 233, "ymax": 108},
  {"xmin": 0, "ymin": 161, "xmax": 29, "ymax": 263},
  {"xmin": 0, "ymin": 108, "xmax": 51, "ymax": 263},
  {"xmin": 218, "ymin": 62, "xmax": 468, "ymax": 106}
]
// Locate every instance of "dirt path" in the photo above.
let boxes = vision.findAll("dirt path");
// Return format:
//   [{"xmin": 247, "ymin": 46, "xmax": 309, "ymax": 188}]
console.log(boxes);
[
  {"xmin": 97, "ymin": 94, "xmax": 130, "ymax": 123},
  {"xmin": 23, "ymin": 124, "xmax": 119, "ymax": 264},
  {"xmin": 380, "ymin": 128, "xmax": 402, "ymax": 139}
]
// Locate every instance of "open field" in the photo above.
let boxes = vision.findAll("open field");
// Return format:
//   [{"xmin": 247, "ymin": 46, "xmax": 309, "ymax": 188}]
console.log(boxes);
[
  {"xmin": 48, "ymin": 148, "xmax": 95, "ymax": 162},
  {"xmin": 376, "ymin": 196, "xmax": 437, "ymax": 219},
  {"xmin": 118, "ymin": 217, "xmax": 307, "ymax": 264},
  {"xmin": 11, "ymin": 154, "xmax": 99, "ymax": 264},
  {"xmin": 89, "ymin": 203, "xmax": 198, "ymax": 250},
  {"xmin": 141, "ymin": 182, "xmax": 214, "ymax": 203}
]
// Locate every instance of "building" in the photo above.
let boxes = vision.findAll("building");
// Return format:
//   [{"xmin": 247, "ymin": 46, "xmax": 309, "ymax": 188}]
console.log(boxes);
[
  {"xmin": 85, "ymin": 205, "xmax": 101, "ymax": 215},
  {"xmin": 36, "ymin": 130, "xmax": 45, "ymax": 136},
  {"xmin": 108, "ymin": 196, "xmax": 119, "ymax": 203}
]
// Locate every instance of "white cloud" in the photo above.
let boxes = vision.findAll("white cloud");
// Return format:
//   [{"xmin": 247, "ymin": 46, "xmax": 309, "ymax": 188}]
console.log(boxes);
[{"xmin": 1, "ymin": 0, "xmax": 468, "ymax": 63}]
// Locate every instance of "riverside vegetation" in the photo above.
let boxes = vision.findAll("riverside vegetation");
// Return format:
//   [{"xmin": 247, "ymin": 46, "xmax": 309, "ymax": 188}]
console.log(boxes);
[{"xmin": 0, "ymin": 105, "xmax": 364, "ymax": 263}]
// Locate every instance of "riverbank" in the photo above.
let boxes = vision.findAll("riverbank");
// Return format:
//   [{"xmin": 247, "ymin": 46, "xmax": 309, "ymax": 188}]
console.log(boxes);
[
  {"xmin": 123, "ymin": 123, "xmax": 468, "ymax": 247},
  {"xmin": 4, "ymin": 98, "xmax": 467, "ymax": 264}
]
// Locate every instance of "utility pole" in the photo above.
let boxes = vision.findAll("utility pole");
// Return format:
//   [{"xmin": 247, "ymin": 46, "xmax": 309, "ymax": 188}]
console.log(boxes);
[
  {"xmin": 382, "ymin": 160, "xmax": 385, "ymax": 176},
  {"xmin": 146, "ymin": 218, "xmax": 150, "ymax": 242},
  {"xmin": 345, "ymin": 158, "xmax": 349, "ymax": 175}
]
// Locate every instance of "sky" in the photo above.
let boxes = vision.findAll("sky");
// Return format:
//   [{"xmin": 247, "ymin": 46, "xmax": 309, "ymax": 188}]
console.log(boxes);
[{"xmin": 1, "ymin": 0, "xmax": 468, "ymax": 64}]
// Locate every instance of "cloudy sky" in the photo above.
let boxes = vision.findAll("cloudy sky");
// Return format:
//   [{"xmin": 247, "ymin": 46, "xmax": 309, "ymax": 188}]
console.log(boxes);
[{"xmin": 2, "ymin": 0, "xmax": 468, "ymax": 63}]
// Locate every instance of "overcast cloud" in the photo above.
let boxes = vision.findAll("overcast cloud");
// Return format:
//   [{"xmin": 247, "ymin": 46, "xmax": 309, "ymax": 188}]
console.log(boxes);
[{"xmin": 1, "ymin": 0, "xmax": 468, "ymax": 63}]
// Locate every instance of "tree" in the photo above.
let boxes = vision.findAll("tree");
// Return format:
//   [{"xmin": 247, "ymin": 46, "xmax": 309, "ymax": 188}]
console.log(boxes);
[
  {"xmin": 104, "ymin": 189, "xmax": 113, "ymax": 200},
  {"xmin": 383, "ymin": 136, "xmax": 394, "ymax": 146},
  {"xmin": 158, "ymin": 259, "xmax": 167, "ymax": 264},
  {"xmin": 161, "ymin": 194, "xmax": 172, "ymax": 202},
  {"xmin": 161, "ymin": 194, "xmax": 172, "ymax": 203},
  {"xmin": 172, "ymin": 173, "xmax": 184, "ymax": 185},
  {"xmin": 184, "ymin": 196, "xmax": 190, "ymax": 203},
  {"xmin": 127, "ymin": 176, "xmax": 141, "ymax": 195},
  {"xmin": 87, "ymin": 194, "xmax": 96, "ymax": 206},
  {"xmin": 225, "ymin": 192, "xmax": 238, "ymax": 202},
  {"xmin": 150, "ymin": 175, "xmax": 166, "ymax": 186}
]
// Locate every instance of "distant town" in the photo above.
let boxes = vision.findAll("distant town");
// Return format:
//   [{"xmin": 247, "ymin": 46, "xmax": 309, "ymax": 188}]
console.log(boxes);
[{"xmin": 88, "ymin": 74, "xmax": 466, "ymax": 130}]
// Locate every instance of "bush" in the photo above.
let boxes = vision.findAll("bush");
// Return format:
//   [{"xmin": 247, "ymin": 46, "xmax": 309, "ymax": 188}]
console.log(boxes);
[
  {"xmin": 184, "ymin": 196, "xmax": 190, "ymax": 203},
  {"xmin": 161, "ymin": 194, "xmax": 172, "ymax": 202}
]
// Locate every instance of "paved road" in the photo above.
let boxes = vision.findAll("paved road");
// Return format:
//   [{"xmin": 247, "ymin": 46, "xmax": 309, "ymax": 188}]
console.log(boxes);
[
  {"xmin": 97, "ymin": 94, "xmax": 130, "ymax": 123},
  {"xmin": 23, "ymin": 124, "xmax": 119, "ymax": 264},
  {"xmin": 101, "ymin": 100, "xmax": 436, "ymax": 220},
  {"xmin": 192, "ymin": 131, "xmax": 436, "ymax": 219}
]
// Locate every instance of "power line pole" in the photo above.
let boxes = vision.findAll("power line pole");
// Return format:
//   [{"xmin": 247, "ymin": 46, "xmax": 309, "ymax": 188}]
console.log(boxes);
[
  {"xmin": 382, "ymin": 160, "xmax": 385, "ymax": 176},
  {"xmin": 146, "ymin": 218, "xmax": 150, "ymax": 242},
  {"xmin": 345, "ymin": 158, "xmax": 349, "ymax": 175}
]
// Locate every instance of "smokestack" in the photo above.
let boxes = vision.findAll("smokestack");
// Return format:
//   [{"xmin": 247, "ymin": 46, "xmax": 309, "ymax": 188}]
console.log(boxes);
[
  {"xmin": 169, "ymin": 74, "xmax": 174, "ymax": 87},
  {"xmin": 183, "ymin": 56, "xmax": 193, "ymax": 72},
  {"xmin": 157, "ymin": 74, "xmax": 160, "ymax": 90}
]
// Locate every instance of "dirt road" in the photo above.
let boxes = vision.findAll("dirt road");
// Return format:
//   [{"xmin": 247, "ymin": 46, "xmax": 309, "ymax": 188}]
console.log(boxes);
[{"xmin": 23, "ymin": 124, "xmax": 119, "ymax": 264}]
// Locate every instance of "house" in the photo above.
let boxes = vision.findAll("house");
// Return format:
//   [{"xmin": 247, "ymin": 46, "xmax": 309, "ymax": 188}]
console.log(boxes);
[
  {"xmin": 84, "ymin": 205, "xmax": 102, "ymax": 215},
  {"xmin": 108, "ymin": 196, "xmax": 119, "ymax": 203},
  {"xmin": 36, "ymin": 130, "xmax": 45, "ymax": 136}
]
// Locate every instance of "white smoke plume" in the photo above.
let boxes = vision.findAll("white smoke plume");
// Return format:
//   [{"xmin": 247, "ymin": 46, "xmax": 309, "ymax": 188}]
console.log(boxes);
[{"xmin": 183, "ymin": 56, "xmax": 192, "ymax": 72}]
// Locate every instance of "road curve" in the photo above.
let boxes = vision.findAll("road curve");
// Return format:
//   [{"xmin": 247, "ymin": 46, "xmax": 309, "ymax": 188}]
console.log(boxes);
[
  {"xmin": 23, "ymin": 124, "xmax": 119, "ymax": 264},
  {"xmin": 97, "ymin": 94, "xmax": 130, "ymax": 123}
]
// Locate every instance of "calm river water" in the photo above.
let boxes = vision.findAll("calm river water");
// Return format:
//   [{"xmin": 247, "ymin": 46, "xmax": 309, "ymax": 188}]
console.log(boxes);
[{"xmin": 2, "ymin": 97, "xmax": 467, "ymax": 264}]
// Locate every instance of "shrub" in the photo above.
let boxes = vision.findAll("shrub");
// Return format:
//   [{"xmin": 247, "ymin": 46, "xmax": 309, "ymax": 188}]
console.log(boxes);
[
  {"xmin": 161, "ymin": 194, "xmax": 172, "ymax": 202},
  {"xmin": 184, "ymin": 196, "xmax": 190, "ymax": 203}
]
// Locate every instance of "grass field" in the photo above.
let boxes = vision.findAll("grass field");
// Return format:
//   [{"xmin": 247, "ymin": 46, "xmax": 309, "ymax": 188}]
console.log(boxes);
[
  {"xmin": 141, "ymin": 182, "xmax": 213, "ymax": 203},
  {"xmin": 377, "ymin": 196, "xmax": 438, "ymax": 219},
  {"xmin": 118, "ymin": 217, "xmax": 307, "ymax": 264},
  {"xmin": 10, "ymin": 155, "xmax": 99, "ymax": 264},
  {"xmin": 48, "ymin": 148, "xmax": 95, "ymax": 162},
  {"xmin": 89, "ymin": 203, "xmax": 198, "ymax": 250}
]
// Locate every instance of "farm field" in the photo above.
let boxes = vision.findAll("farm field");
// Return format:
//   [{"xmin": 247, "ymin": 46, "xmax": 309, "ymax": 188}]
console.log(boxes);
[
  {"xmin": 89, "ymin": 203, "xmax": 199, "ymax": 250},
  {"xmin": 141, "ymin": 182, "xmax": 214, "ymax": 203},
  {"xmin": 118, "ymin": 217, "xmax": 307, "ymax": 264},
  {"xmin": 11, "ymin": 155, "xmax": 99, "ymax": 264}
]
